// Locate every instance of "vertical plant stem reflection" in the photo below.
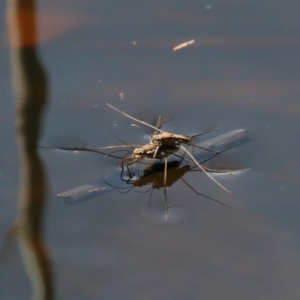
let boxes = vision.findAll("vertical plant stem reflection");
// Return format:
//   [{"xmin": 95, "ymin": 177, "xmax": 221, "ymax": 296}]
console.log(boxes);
[{"xmin": 7, "ymin": 0, "xmax": 54, "ymax": 299}]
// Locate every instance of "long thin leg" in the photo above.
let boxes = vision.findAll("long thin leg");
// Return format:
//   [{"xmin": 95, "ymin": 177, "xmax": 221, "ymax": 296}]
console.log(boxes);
[
  {"xmin": 190, "ymin": 142, "xmax": 241, "ymax": 171},
  {"xmin": 148, "ymin": 188, "xmax": 155, "ymax": 207},
  {"xmin": 121, "ymin": 157, "xmax": 139, "ymax": 178},
  {"xmin": 134, "ymin": 186, "xmax": 153, "ymax": 194},
  {"xmin": 191, "ymin": 144, "xmax": 218, "ymax": 153},
  {"xmin": 119, "ymin": 186, "xmax": 136, "ymax": 194},
  {"xmin": 154, "ymin": 116, "xmax": 162, "ymax": 134},
  {"xmin": 120, "ymin": 165, "xmax": 137, "ymax": 184},
  {"xmin": 107, "ymin": 131, "xmax": 129, "ymax": 145},
  {"xmin": 103, "ymin": 179, "xmax": 136, "ymax": 194},
  {"xmin": 40, "ymin": 145, "xmax": 134, "ymax": 159},
  {"xmin": 179, "ymin": 134, "xmax": 195, "ymax": 165},
  {"xmin": 188, "ymin": 129, "xmax": 220, "ymax": 153},
  {"xmin": 180, "ymin": 178, "xmax": 232, "ymax": 209},
  {"xmin": 180, "ymin": 145, "xmax": 231, "ymax": 194},
  {"xmin": 120, "ymin": 155, "xmax": 136, "ymax": 181},
  {"xmin": 164, "ymin": 156, "xmax": 168, "ymax": 214},
  {"xmin": 153, "ymin": 145, "xmax": 160, "ymax": 158},
  {"xmin": 104, "ymin": 179, "xmax": 132, "ymax": 190},
  {"xmin": 200, "ymin": 166, "xmax": 249, "ymax": 173},
  {"xmin": 190, "ymin": 128, "xmax": 218, "ymax": 138},
  {"xmin": 107, "ymin": 103, "xmax": 164, "ymax": 133},
  {"xmin": 134, "ymin": 116, "xmax": 164, "ymax": 138}
]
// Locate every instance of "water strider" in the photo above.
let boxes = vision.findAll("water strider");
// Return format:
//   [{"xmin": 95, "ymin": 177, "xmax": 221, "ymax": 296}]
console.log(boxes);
[
  {"xmin": 42, "ymin": 130, "xmax": 248, "ymax": 213},
  {"xmin": 42, "ymin": 105, "xmax": 248, "ymax": 213},
  {"xmin": 106, "ymin": 103, "xmax": 232, "ymax": 201}
]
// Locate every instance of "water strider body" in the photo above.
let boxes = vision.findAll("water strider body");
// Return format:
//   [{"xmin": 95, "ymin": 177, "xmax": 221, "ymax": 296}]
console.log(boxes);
[
  {"xmin": 106, "ymin": 103, "xmax": 235, "ymax": 204},
  {"xmin": 132, "ymin": 143, "xmax": 179, "ymax": 159},
  {"xmin": 151, "ymin": 132, "xmax": 191, "ymax": 146}
]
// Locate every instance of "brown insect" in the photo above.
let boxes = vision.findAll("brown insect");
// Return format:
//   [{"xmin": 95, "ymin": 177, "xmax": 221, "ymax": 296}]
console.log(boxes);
[
  {"xmin": 151, "ymin": 132, "xmax": 191, "ymax": 146},
  {"xmin": 132, "ymin": 143, "xmax": 179, "ymax": 159},
  {"xmin": 106, "ymin": 103, "xmax": 231, "ymax": 199}
]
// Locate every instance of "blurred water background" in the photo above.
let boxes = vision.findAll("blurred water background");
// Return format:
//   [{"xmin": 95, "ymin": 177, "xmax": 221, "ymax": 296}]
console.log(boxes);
[{"xmin": 1, "ymin": 1, "xmax": 300, "ymax": 299}]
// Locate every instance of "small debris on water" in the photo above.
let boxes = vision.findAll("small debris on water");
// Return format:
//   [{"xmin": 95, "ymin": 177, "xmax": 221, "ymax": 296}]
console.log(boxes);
[
  {"xmin": 173, "ymin": 39, "xmax": 195, "ymax": 51},
  {"xmin": 205, "ymin": 5, "xmax": 212, "ymax": 10}
]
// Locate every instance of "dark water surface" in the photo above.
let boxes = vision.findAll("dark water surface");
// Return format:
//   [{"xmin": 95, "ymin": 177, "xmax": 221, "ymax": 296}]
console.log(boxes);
[{"xmin": 1, "ymin": 1, "xmax": 300, "ymax": 299}]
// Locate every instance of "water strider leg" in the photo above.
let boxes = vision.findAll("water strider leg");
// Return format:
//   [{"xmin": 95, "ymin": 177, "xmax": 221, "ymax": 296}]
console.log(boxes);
[
  {"xmin": 180, "ymin": 145, "xmax": 231, "ymax": 194},
  {"xmin": 153, "ymin": 145, "xmax": 160, "ymax": 158},
  {"xmin": 180, "ymin": 178, "xmax": 232, "ymax": 209},
  {"xmin": 164, "ymin": 156, "xmax": 168, "ymax": 214},
  {"xmin": 148, "ymin": 187, "xmax": 155, "ymax": 207},
  {"xmin": 107, "ymin": 103, "xmax": 163, "ymax": 133}
]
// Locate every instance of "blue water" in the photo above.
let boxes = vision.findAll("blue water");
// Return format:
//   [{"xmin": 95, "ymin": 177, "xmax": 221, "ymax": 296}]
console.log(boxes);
[{"xmin": 1, "ymin": 1, "xmax": 300, "ymax": 299}]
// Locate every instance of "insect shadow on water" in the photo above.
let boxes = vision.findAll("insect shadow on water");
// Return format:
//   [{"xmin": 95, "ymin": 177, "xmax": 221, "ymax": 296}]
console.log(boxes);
[
  {"xmin": 103, "ymin": 141, "xmax": 243, "ymax": 210},
  {"xmin": 106, "ymin": 104, "xmax": 230, "ymax": 191},
  {"xmin": 41, "ymin": 103, "xmax": 246, "ymax": 213}
]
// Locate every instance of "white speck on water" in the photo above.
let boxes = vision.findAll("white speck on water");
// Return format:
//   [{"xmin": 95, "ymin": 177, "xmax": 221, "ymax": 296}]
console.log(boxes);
[
  {"xmin": 280, "ymin": 187, "xmax": 284, "ymax": 190},
  {"xmin": 205, "ymin": 5, "xmax": 212, "ymax": 10},
  {"xmin": 141, "ymin": 206, "xmax": 188, "ymax": 224},
  {"xmin": 113, "ymin": 123, "xmax": 118, "ymax": 126},
  {"xmin": 131, "ymin": 124, "xmax": 140, "ymax": 128},
  {"xmin": 93, "ymin": 104, "xmax": 99, "ymax": 108},
  {"xmin": 266, "ymin": 125, "xmax": 269, "ymax": 128}
]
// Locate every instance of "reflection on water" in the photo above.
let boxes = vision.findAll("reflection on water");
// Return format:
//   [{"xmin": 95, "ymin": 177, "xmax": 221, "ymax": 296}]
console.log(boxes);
[{"xmin": 7, "ymin": 0, "xmax": 53, "ymax": 299}]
